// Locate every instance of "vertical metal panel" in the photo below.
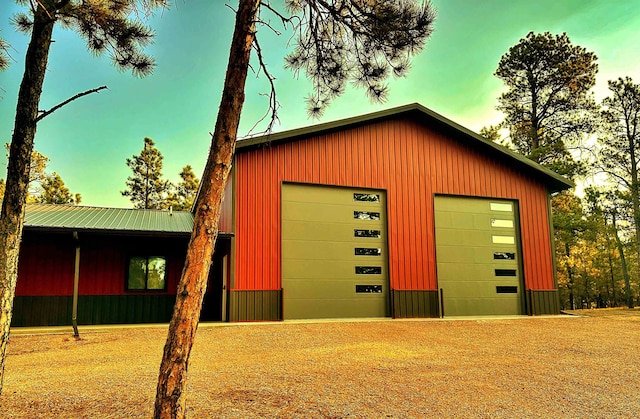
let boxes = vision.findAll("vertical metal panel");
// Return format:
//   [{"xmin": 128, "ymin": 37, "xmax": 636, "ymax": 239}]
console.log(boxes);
[
  {"xmin": 11, "ymin": 296, "xmax": 72, "ymax": 326},
  {"xmin": 234, "ymin": 117, "xmax": 556, "ymax": 295},
  {"xmin": 228, "ymin": 290, "xmax": 281, "ymax": 321},
  {"xmin": 531, "ymin": 290, "xmax": 560, "ymax": 315},
  {"xmin": 218, "ymin": 173, "xmax": 234, "ymax": 234},
  {"xmin": 11, "ymin": 295, "xmax": 177, "ymax": 326},
  {"xmin": 17, "ymin": 232, "xmax": 75, "ymax": 296},
  {"xmin": 392, "ymin": 290, "xmax": 439, "ymax": 318}
]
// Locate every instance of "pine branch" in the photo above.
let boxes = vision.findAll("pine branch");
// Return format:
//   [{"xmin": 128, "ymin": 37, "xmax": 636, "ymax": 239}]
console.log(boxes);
[
  {"xmin": 246, "ymin": 35, "xmax": 280, "ymax": 135},
  {"xmin": 36, "ymin": 85, "xmax": 108, "ymax": 122}
]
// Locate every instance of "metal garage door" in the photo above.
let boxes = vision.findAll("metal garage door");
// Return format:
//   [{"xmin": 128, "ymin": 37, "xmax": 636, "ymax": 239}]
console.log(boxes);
[
  {"xmin": 434, "ymin": 196, "xmax": 523, "ymax": 316},
  {"xmin": 282, "ymin": 183, "xmax": 389, "ymax": 319}
]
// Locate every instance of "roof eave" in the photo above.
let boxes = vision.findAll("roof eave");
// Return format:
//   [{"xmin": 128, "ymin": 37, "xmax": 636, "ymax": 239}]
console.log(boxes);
[{"xmin": 23, "ymin": 225, "xmax": 235, "ymax": 238}]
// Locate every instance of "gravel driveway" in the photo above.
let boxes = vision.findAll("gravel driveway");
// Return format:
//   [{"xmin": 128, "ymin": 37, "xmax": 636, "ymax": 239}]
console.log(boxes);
[{"xmin": 2, "ymin": 311, "xmax": 639, "ymax": 418}]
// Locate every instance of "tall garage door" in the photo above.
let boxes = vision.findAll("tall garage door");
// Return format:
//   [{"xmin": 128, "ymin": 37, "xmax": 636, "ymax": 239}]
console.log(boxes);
[
  {"xmin": 434, "ymin": 196, "xmax": 523, "ymax": 316},
  {"xmin": 282, "ymin": 183, "xmax": 389, "ymax": 319}
]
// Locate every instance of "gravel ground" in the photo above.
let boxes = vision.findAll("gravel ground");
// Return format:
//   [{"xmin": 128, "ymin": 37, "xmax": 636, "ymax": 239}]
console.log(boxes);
[{"xmin": 2, "ymin": 310, "xmax": 639, "ymax": 418}]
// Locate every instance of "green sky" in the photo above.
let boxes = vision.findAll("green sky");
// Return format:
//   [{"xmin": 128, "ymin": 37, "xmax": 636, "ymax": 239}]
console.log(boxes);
[{"xmin": 0, "ymin": 0, "xmax": 638, "ymax": 207}]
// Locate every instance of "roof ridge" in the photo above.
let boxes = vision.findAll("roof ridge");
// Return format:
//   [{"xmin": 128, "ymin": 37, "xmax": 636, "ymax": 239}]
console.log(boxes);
[{"xmin": 26, "ymin": 203, "xmax": 192, "ymax": 214}]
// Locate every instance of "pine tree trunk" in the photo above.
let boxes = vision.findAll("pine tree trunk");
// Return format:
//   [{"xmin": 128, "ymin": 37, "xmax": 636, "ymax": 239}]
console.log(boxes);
[
  {"xmin": 611, "ymin": 212, "xmax": 633, "ymax": 309},
  {"xmin": 153, "ymin": 1, "xmax": 261, "ymax": 417},
  {"xmin": 604, "ymin": 216, "xmax": 617, "ymax": 306},
  {"xmin": 0, "ymin": 5, "xmax": 54, "ymax": 395},
  {"xmin": 565, "ymin": 242, "xmax": 575, "ymax": 310}
]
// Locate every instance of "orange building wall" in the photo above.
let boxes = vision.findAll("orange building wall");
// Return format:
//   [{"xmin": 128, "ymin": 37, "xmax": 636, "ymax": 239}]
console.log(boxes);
[
  {"xmin": 233, "ymin": 117, "xmax": 555, "ymax": 292},
  {"xmin": 218, "ymin": 175, "xmax": 234, "ymax": 234}
]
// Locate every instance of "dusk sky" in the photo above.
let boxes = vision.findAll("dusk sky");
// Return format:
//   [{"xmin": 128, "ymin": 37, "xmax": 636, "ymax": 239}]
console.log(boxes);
[{"xmin": 1, "ymin": 0, "xmax": 639, "ymax": 208}]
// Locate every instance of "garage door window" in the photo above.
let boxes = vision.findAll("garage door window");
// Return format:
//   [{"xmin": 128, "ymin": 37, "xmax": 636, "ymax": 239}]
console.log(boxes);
[
  {"xmin": 492, "ymin": 235, "xmax": 515, "ymax": 244},
  {"xmin": 491, "ymin": 219, "xmax": 514, "ymax": 228},
  {"xmin": 356, "ymin": 285, "xmax": 382, "ymax": 293},
  {"xmin": 494, "ymin": 252, "xmax": 516, "ymax": 260},
  {"xmin": 355, "ymin": 248, "xmax": 381, "ymax": 256},
  {"xmin": 355, "ymin": 229, "xmax": 381, "ymax": 238},
  {"xmin": 355, "ymin": 266, "xmax": 382, "ymax": 274},
  {"xmin": 354, "ymin": 211, "xmax": 380, "ymax": 220},
  {"xmin": 354, "ymin": 193, "xmax": 380, "ymax": 202},
  {"xmin": 490, "ymin": 202, "xmax": 513, "ymax": 212},
  {"xmin": 495, "ymin": 269, "xmax": 517, "ymax": 276}
]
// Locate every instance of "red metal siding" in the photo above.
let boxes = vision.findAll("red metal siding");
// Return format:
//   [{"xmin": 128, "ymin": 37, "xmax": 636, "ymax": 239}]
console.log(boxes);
[
  {"xmin": 219, "ymin": 174, "xmax": 234, "ymax": 234},
  {"xmin": 17, "ymin": 232, "xmax": 187, "ymax": 297},
  {"xmin": 233, "ymin": 117, "xmax": 555, "ymax": 292},
  {"xmin": 16, "ymin": 233, "xmax": 75, "ymax": 296}
]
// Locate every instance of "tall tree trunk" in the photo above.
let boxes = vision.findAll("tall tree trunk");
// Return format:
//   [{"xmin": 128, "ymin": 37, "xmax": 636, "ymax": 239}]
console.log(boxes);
[
  {"xmin": 565, "ymin": 242, "xmax": 575, "ymax": 310},
  {"xmin": 0, "ymin": 5, "xmax": 54, "ymax": 395},
  {"xmin": 604, "ymin": 216, "xmax": 617, "ymax": 306},
  {"xmin": 153, "ymin": 1, "xmax": 261, "ymax": 417},
  {"xmin": 607, "ymin": 250, "xmax": 616, "ymax": 306},
  {"xmin": 527, "ymin": 72, "xmax": 540, "ymax": 155},
  {"xmin": 582, "ymin": 264, "xmax": 590, "ymax": 307},
  {"xmin": 611, "ymin": 212, "xmax": 633, "ymax": 308}
]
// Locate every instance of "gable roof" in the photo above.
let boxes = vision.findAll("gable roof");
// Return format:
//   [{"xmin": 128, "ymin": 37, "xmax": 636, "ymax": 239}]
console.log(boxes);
[
  {"xmin": 24, "ymin": 204, "xmax": 194, "ymax": 236},
  {"xmin": 237, "ymin": 103, "xmax": 573, "ymax": 193}
]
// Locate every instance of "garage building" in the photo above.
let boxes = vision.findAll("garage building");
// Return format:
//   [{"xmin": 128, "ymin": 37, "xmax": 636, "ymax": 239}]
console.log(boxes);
[
  {"xmin": 226, "ymin": 103, "xmax": 572, "ymax": 320},
  {"xmin": 15, "ymin": 103, "xmax": 572, "ymax": 326}
]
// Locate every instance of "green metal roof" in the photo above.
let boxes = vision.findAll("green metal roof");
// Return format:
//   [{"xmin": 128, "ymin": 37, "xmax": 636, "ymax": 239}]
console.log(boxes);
[
  {"xmin": 237, "ymin": 103, "xmax": 574, "ymax": 193},
  {"xmin": 24, "ymin": 204, "xmax": 194, "ymax": 235}
]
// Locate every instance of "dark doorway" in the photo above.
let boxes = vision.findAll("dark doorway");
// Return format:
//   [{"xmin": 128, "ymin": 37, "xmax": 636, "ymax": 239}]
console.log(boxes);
[{"xmin": 200, "ymin": 240, "xmax": 229, "ymax": 321}]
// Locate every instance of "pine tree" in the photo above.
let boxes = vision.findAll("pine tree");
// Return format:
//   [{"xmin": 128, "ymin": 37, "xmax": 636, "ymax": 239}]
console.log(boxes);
[
  {"xmin": 495, "ymin": 31, "xmax": 598, "ymax": 178},
  {"xmin": 38, "ymin": 172, "xmax": 81, "ymax": 205},
  {"xmin": 0, "ymin": 0, "xmax": 164, "ymax": 395},
  {"xmin": 494, "ymin": 32, "xmax": 599, "ymax": 314},
  {"xmin": 167, "ymin": 165, "xmax": 200, "ymax": 211},
  {"xmin": 597, "ymin": 77, "xmax": 640, "ymax": 308},
  {"xmin": 1, "ymin": 145, "xmax": 79, "ymax": 203},
  {"xmin": 122, "ymin": 137, "xmax": 170, "ymax": 209}
]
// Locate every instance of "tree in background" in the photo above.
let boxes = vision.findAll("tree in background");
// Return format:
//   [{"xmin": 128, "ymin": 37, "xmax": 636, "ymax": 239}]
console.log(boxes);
[
  {"xmin": 493, "ymin": 32, "xmax": 601, "ymax": 309},
  {"xmin": 38, "ymin": 172, "xmax": 81, "ymax": 205},
  {"xmin": 25, "ymin": 149, "xmax": 48, "ymax": 189},
  {"xmin": 166, "ymin": 165, "xmax": 200, "ymax": 211},
  {"xmin": 553, "ymin": 192, "xmax": 586, "ymax": 309},
  {"xmin": 597, "ymin": 78, "xmax": 640, "ymax": 307},
  {"xmin": 3, "ymin": 143, "xmax": 48, "ymax": 191},
  {"xmin": 0, "ymin": 0, "xmax": 165, "ymax": 395},
  {"xmin": 154, "ymin": 1, "xmax": 437, "ymax": 417},
  {"xmin": 495, "ymin": 31, "xmax": 597, "ymax": 177},
  {"xmin": 584, "ymin": 188, "xmax": 635, "ymax": 308},
  {"xmin": 1, "ymin": 144, "xmax": 80, "ymax": 204},
  {"xmin": 479, "ymin": 125, "xmax": 502, "ymax": 143},
  {"xmin": 122, "ymin": 137, "xmax": 171, "ymax": 210}
]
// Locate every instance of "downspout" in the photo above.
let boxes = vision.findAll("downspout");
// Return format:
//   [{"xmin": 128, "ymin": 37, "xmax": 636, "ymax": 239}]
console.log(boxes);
[{"xmin": 72, "ymin": 231, "xmax": 80, "ymax": 338}]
